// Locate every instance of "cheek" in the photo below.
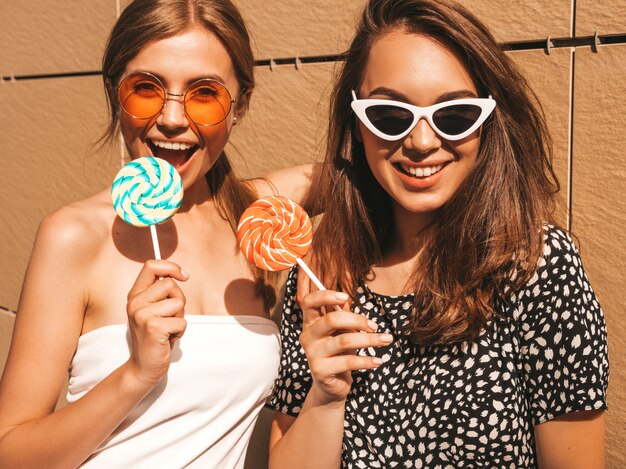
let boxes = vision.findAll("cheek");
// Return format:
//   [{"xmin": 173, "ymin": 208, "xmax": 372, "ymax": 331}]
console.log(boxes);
[
  {"xmin": 449, "ymin": 131, "xmax": 481, "ymax": 159},
  {"xmin": 447, "ymin": 142, "xmax": 480, "ymax": 190},
  {"xmin": 120, "ymin": 115, "xmax": 151, "ymax": 143},
  {"xmin": 120, "ymin": 114, "xmax": 137, "ymax": 134},
  {"xmin": 198, "ymin": 123, "xmax": 230, "ymax": 153},
  {"xmin": 363, "ymin": 144, "xmax": 386, "ymax": 180},
  {"xmin": 361, "ymin": 131, "xmax": 394, "ymax": 166},
  {"xmin": 119, "ymin": 119, "xmax": 145, "ymax": 158},
  {"xmin": 447, "ymin": 133, "xmax": 480, "ymax": 169},
  {"xmin": 359, "ymin": 122, "xmax": 384, "ymax": 153}
]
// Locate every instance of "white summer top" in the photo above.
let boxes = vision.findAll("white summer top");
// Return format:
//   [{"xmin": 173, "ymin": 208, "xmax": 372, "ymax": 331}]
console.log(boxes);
[{"xmin": 67, "ymin": 315, "xmax": 280, "ymax": 468}]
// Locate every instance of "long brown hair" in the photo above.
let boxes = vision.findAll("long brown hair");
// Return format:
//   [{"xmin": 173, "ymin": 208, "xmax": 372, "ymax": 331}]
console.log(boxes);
[
  {"xmin": 101, "ymin": 0, "xmax": 275, "ymax": 308},
  {"xmin": 311, "ymin": 0, "xmax": 559, "ymax": 344}
]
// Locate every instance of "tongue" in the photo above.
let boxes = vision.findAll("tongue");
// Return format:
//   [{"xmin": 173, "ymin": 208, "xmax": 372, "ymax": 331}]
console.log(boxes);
[{"xmin": 154, "ymin": 148, "xmax": 189, "ymax": 168}]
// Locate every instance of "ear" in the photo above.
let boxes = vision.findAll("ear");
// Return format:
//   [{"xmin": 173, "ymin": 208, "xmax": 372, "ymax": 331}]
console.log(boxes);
[
  {"xmin": 104, "ymin": 77, "xmax": 116, "ymax": 97},
  {"xmin": 104, "ymin": 77, "xmax": 120, "ymax": 113},
  {"xmin": 235, "ymin": 86, "xmax": 254, "ymax": 120}
]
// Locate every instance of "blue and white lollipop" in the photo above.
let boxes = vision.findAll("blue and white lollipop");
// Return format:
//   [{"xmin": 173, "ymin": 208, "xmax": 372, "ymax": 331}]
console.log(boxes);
[{"xmin": 112, "ymin": 156, "xmax": 183, "ymax": 259}]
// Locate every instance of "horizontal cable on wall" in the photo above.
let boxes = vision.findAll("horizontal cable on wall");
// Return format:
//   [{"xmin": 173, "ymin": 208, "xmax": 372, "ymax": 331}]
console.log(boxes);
[
  {"xmin": 2, "ymin": 32, "xmax": 626, "ymax": 82},
  {"xmin": 504, "ymin": 32, "xmax": 626, "ymax": 53},
  {"xmin": 1, "ymin": 70, "xmax": 101, "ymax": 82},
  {"xmin": 0, "ymin": 306, "xmax": 16, "ymax": 315}
]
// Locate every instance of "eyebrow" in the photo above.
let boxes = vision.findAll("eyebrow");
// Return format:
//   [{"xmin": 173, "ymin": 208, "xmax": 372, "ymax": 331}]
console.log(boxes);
[
  {"xmin": 134, "ymin": 70, "xmax": 228, "ymax": 87},
  {"xmin": 367, "ymin": 86, "xmax": 478, "ymax": 103}
]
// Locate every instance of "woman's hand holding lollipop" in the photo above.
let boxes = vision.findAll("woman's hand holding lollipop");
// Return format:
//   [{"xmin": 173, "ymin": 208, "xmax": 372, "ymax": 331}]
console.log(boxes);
[
  {"xmin": 297, "ymin": 281, "xmax": 393, "ymax": 404},
  {"xmin": 112, "ymin": 156, "xmax": 188, "ymax": 387},
  {"xmin": 237, "ymin": 195, "xmax": 392, "ymax": 404},
  {"xmin": 125, "ymin": 260, "xmax": 189, "ymax": 387}
]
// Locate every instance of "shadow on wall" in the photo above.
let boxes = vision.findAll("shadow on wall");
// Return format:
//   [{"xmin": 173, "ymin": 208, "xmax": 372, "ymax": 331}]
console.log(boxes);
[{"xmin": 0, "ymin": 307, "xmax": 16, "ymax": 378}]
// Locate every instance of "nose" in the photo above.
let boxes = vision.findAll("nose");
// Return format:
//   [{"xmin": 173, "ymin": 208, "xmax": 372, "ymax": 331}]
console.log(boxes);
[
  {"xmin": 156, "ymin": 94, "xmax": 188, "ymax": 130},
  {"xmin": 403, "ymin": 118, "xmax": 441, "ymax": 153}
]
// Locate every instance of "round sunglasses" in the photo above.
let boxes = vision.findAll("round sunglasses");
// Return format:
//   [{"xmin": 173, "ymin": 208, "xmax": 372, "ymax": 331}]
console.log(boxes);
[
  {"xmin": 351, "ymin": 90, "xmax": 496, "ymax": 141},
  {"xmin": 117, "ymin": 72, "xmax": 236, "ymax": 126}
]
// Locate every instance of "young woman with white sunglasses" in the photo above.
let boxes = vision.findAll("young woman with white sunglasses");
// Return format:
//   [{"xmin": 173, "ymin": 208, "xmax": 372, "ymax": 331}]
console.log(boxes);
[
  {"xmin": 268, "ymin": 0, "xmax": 608, "ymax": 467},
  {"xmin": 0, "ymin": 1, "xmax": 313, "ymax": 467}
]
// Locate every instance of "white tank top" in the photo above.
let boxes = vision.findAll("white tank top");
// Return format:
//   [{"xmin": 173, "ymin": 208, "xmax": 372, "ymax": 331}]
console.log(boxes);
[{"xmin": 67, "ymin": 315, "xmax": 280, "ymax": 468}]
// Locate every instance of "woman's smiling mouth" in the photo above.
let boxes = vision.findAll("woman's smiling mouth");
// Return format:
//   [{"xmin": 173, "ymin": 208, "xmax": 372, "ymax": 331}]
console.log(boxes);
[
  {"xmin": 147, "ymin": 139, "xmax": 199, "ymax": 170},
  {"xmin": 397, "ymin": 162, "xmax": 447, "ymax": 178}
]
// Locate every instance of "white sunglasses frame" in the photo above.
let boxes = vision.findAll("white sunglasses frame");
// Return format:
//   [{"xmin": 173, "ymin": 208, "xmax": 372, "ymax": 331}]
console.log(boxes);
[{"xmin": 350, "ymin": 90, "xmax": 496, "ymax": 142}]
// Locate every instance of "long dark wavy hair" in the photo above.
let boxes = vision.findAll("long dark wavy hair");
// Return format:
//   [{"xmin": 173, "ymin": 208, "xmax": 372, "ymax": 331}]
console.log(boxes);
[
  {"xmin": 311, "ymin": 0, "xmax": 559, "ymax": 344},
  {"xmin": 101, "ymin": 0, "xmax": 275, "ymax": 309}
]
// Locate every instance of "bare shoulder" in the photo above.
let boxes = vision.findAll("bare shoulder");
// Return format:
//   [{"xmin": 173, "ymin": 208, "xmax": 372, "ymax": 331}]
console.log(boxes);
[
  {"xmin": 34, "ymin": 190, "xmax": 112, "ymax": 260},
  {"xmin": 17, "ymin": 189, "xmax": 114, "ymax": 326},
  {"xmin": 252, "ymin": 164, "xmax": 317, "ymax": 205}
]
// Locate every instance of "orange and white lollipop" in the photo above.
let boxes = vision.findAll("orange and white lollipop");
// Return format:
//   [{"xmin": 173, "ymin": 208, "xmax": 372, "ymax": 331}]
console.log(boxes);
[
  {"xmin": 237, "ymin": 195, "xmax": 312, "ymax": 271},
  {"xmin": 237, "ymin": 196, "xmax": 340, "ymax": 310}
]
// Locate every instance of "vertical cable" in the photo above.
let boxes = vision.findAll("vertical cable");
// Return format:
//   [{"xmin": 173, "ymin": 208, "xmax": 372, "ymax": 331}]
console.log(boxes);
[{"xmin": 567, "ymin": 0, "xmax": 577, "ymax": 231}]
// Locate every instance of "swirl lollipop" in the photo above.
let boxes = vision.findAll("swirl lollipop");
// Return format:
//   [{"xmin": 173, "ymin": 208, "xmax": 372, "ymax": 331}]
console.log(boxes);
[
  {"xmin": 237, "ymin": 195, "xmax": 341, "ymax": 311},
  {"xmin": 112, "ymin": 156, "xmax": 183, "ymax": 259}
]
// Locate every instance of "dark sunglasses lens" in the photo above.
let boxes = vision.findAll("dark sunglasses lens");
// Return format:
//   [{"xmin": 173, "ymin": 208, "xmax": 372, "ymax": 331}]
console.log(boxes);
[
  {"xmin": 365, "ymin": 104, "xmax": 414, "ymax": 136},
  {"xmin": 432, "ymin": 104, "xmax": 482, "ymax": 136},
  {"xmin": 118, "ymin": 74, "xmax": 165, "ymax": 119},
  {"xmin": 185, "ymin": 80, "xmax": 232, "ymax": 125}
]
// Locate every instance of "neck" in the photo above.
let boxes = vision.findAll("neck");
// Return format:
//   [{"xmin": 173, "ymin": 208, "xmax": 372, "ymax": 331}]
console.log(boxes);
[
  {"xmin": 388, "ymin": 203, "xmax": 437, "ymax": 260},
  {"xmin": 178, "ymin": 174, "xmax": 213, "ymax": 213}
]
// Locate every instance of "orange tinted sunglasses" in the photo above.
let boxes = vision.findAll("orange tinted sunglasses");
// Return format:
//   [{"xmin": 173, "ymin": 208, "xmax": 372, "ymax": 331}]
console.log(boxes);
[{"xmin": 117, "ymin": 72, "xmax": 235, "ymax": 126}]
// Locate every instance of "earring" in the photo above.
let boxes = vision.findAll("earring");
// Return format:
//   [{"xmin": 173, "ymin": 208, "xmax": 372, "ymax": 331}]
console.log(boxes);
[{"xmin": 233, "ymin": 116, "xmax": 238, "ymax": 125}]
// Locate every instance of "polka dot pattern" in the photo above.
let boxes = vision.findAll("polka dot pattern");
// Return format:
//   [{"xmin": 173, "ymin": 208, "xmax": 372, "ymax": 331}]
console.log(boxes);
[{"xmin": 270, "ymin": 226, "xmax": 609, "ymax": 468}]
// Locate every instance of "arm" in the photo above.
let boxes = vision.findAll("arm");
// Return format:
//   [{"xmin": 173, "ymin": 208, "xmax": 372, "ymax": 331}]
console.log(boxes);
[
  {"xmin": 518, "ymin": 228, "xmax": 609, "ymax": 469},
  {"xmin": 534, "ymin": 410, "xmax": 605, "ymax": 469},
  {"xmin": 269, "ymin": 386, "xmax": 346, "ymax": 469},
  {"xmin": 268, "ymin": 275, "xmax": 391, "ymax": 469},
  {"xmin": 0, "ymin": 209, "xmax": 187, "ymax": 468},
  {"xmin": 253, "ymin": 163, "xmax": 320, "ymax": 212}
]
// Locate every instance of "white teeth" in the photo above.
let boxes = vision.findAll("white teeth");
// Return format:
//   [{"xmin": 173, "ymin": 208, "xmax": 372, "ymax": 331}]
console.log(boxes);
[
  {"xmin": 400, "ymin": 163, "xmax": 444, "ymax": 178},
  {"xmin": 151, "ymin": 140, "xmax": 193, "ymax": 151}
]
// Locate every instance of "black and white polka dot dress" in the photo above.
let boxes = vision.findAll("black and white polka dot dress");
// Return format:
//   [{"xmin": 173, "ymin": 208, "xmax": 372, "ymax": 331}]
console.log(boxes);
[{"xmin": 270, "ymin": 226, "xmax": 609, "ymax": 468}]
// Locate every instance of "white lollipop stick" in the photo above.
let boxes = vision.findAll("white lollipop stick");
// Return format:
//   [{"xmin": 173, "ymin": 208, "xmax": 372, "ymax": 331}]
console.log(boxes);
[
  {"xmin": 150, "ymin": 224, "xmax": 162, "ymax": 260},
  {"xmin": 296, "ymin": 258, "xmax": 343, "ymax": 312}
]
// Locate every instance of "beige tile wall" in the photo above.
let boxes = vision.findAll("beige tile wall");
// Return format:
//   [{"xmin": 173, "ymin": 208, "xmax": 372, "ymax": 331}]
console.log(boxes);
[
  {"xmin": 509, "ymin": 47, "xmax": 572, "ymax": 227},
  {"xmin": 0, "ymin": 1, "xmax": 116, "ymax": 75},
  {"xmin": 577, "ymin": 0, "xmax": 626, "ymax": 36},
  {"xmin": 0, "ymin": 77, "xmax": 120, "ymax": 314},
  {"xmin": 463, "ymin": 0, "xmax": 573, "ymax": 40},
  {"xmin": 229, "ymin": 62, "xmax": 336, "ymax": 178},
  {"xmin": 572, "ymin": 44, "xmax": 626, "ymax": 465},
  {"xmin": 1, "ymin": 1, "xmax": 624, "ymax": 468}
]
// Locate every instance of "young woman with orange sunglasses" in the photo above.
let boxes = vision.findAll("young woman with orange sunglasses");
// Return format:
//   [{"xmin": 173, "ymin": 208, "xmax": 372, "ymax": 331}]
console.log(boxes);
[{"xmin": 0, "ymin": 1, "xmax": 311, "ymax": 467}]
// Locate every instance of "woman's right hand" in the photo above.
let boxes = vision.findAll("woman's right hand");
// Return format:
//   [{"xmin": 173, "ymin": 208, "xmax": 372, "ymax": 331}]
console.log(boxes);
[
  {"xmin": 297, "ymin": 281, "xmax": 393, "ymax": 405},
  {"xmin": 125, "ymin": 260, "xmax": 189, "ymax": 388}
]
